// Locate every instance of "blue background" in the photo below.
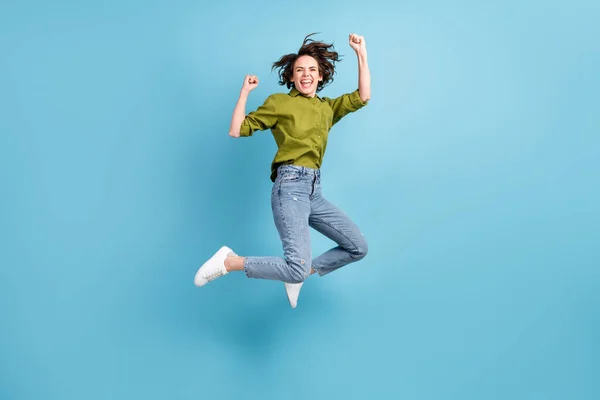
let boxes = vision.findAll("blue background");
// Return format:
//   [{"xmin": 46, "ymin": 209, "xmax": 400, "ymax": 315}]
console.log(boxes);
[{"xmin": 1, "ymin": 0, "xmax": 598, "ymax": 399}]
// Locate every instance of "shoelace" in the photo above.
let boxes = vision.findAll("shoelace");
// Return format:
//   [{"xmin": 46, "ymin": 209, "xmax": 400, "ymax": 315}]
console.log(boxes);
[{"xmin": 205, "ymin": 266, "xmax": 226, "ymax": 281}]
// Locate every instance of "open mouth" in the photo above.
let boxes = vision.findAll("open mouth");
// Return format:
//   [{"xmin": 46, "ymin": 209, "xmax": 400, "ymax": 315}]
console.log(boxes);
[{"xmin": 299, "ymin": 79, "xmax": 313, "ymax": 89}]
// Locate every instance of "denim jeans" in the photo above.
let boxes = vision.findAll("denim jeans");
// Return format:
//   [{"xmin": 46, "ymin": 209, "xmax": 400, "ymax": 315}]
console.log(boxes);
[{"xmin": 243, "ymin": 165, "xmax": 368, "ymax": 283}]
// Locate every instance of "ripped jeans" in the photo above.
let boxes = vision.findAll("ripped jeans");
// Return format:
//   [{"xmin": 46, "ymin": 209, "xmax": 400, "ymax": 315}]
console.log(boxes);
[{"xmin": 243, "ymin": 165, "xmax": 369, "ymax": 283}]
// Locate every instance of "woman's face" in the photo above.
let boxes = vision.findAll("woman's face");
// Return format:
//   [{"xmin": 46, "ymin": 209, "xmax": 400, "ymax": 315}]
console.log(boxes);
[{"xmin": 292, "ymin": 55, "xmax": 323, "ymax": 97}]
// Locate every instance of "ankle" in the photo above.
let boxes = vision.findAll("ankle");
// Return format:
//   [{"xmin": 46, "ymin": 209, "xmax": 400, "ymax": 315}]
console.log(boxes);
[{"xmin": 224, "ymin": 255, "xmax": 244, "ymax": 272}]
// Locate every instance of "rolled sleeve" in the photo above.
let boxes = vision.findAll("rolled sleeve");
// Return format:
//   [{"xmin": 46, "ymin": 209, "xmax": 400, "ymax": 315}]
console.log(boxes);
[
  {"xmin": 348, "ymin": 89, "xmax": 369, "ymax": 109},
  {"xmin": 325, "ymin": 89, "xmax": 368, "ymax": 126},
  {"xmin": 240, "ymin": 95, "xmax": 278, "ymax": 137}
]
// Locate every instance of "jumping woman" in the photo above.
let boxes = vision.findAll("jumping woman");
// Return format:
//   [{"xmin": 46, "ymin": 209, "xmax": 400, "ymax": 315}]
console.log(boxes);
[{"xmin": 195, "ymin": 33, "xmax": 371, "ymax": 308}]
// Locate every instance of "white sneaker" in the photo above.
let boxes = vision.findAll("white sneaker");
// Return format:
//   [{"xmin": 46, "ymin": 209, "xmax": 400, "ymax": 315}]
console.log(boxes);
[
  {"xmin": 284, "ymin": 282, "xmax": 303, "ymax": 308},
  {"xmin": 194, "ymin": 246, "xmax": 236, "ymax": 287}
]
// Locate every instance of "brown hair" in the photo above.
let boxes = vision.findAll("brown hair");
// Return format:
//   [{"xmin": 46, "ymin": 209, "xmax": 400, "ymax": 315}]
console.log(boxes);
[{"xmin": 272, "ymin": 33, "xmax": 341, "ymax": 93}]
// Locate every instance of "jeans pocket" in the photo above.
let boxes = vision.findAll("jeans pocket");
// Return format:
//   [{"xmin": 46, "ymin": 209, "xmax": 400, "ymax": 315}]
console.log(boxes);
[{"xmin": 280, "ymin": 172, "xmax": 302, "ymax": 183}]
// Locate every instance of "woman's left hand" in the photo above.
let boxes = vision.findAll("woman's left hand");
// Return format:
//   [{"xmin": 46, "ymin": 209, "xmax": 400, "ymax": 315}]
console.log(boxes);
[{"xmin": 349, "ymin": 33, "xmax": 366, "ymax": 54}]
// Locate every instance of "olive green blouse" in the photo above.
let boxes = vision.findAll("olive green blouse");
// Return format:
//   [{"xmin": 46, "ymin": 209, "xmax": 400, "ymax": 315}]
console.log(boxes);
[{"xmin": 239, "ymin": 87, "xmax": 368, "ymax": 181}]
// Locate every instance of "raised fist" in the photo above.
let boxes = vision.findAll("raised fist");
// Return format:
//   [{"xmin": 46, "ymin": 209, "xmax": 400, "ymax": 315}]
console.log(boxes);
[
  {"xmin": 349, "ymin": 33, "xmax": 366, "ymax": 54},
  {"xmin": 242, "ymin": 75, "xmax": 259, "ymax": 92}
]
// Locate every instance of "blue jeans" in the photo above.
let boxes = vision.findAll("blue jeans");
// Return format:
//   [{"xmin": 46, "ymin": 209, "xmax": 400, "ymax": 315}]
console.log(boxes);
[{"xmin": 243, "ymin": 165, "xmax": 368, "ymax": 283}]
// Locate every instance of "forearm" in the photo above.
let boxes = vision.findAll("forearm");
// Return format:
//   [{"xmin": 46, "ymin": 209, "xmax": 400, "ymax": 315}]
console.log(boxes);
[
  {"xmin": 229, "ymin": 89, "xmax": 250, "ymax": 137},
  {"xmin": 357, "ymin": 52, "xmax": 371, "ymax": 102}
]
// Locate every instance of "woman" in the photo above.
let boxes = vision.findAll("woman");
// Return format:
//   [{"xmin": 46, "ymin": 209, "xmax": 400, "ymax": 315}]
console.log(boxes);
[{"xmin": 195, "ymin": 33, "xmax": 371, "ymax": 308}]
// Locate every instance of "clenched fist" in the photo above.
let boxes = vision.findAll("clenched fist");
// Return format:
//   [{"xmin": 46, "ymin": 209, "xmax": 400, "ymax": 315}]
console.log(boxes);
[
  {"xmin": 242, "ymin": 75, "xmax": 259, "ymax": 92},
  {"xmin": 349, "ymin": 33, "xmax": 366, "ymax": 55}
]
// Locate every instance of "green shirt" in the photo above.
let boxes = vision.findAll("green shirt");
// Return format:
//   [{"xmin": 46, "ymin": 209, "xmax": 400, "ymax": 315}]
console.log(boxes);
[{"xmin": 239, "ymin": 87, "xmax": 368, "ymax": 182}]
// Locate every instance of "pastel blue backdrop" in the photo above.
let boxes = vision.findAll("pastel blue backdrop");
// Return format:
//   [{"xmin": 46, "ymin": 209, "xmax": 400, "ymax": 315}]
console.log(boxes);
[{"xmin": 1, "ymin": 0, "xmax": 598, "ymax": 399}]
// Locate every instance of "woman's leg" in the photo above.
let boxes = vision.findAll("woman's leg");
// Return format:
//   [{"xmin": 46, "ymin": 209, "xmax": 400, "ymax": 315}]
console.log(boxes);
[
  {"xmin": 309, "ymin": 185, "xmax": 368, "ymax": 276},
  {"xmin": 240, "ymin": 176, "xmax": 313, "ymax": 283}
]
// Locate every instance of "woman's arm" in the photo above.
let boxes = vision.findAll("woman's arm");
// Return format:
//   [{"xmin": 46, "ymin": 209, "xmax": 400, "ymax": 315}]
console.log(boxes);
[
  {"xmin": 349, "ymin": 33, "xmax": 370, "ymax": 103},
  {"xmin": 229, "ymin": 75, "xmax": 259, "ymax": 138}
]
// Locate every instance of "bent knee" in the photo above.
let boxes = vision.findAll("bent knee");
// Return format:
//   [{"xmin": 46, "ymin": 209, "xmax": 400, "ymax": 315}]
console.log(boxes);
[
  {"xmin": 287, "ymin": 266, "xmax": 308, "ymax": 283},
  {"xmin": 287, "ymin": 258, "xmax": 311, "ymax": 283},
  {"xmin": 353, "ymin": 237, "xmax": 369, "ymax": 260},
  {"xmin": 286, "ymin": 273, "xmax": 306, "ymax": 284}
]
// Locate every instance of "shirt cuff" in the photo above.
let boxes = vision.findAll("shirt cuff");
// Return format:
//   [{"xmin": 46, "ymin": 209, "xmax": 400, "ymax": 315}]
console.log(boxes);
[
  {"xmin": 350, "ymin": 89, "xmax": 368, "ymax": 108},
  {"xmin": 239, "ymin": 120, "xmax": 252, "ymax": 137}
]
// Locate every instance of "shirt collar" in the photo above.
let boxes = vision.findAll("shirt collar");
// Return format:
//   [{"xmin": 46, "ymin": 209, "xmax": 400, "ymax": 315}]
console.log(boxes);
[{"xmin": 289, "ymin": 87, "xmax": 324, "ymax": 101}]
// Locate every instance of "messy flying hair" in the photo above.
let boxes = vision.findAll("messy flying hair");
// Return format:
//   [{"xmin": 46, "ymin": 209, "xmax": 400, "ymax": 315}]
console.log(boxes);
[{"xmin": 271, "ymin": 33, "xmax": 341, "ymax": 93}]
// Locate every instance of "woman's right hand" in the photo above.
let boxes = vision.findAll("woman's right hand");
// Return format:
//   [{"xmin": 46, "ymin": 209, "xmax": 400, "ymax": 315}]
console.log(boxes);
[{"xmin": 242, "ymin": 75, "xmax": 259, "ymax": 92}]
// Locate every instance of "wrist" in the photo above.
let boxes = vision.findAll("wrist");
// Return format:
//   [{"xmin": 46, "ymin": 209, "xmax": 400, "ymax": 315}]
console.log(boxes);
[
  {"xmin": 356, "ymin": 49, "xmax": 368, "ymax": 59},
  {"xmin": 240, "ymin": 88, "xmax": 251, "ymax": 97}
]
